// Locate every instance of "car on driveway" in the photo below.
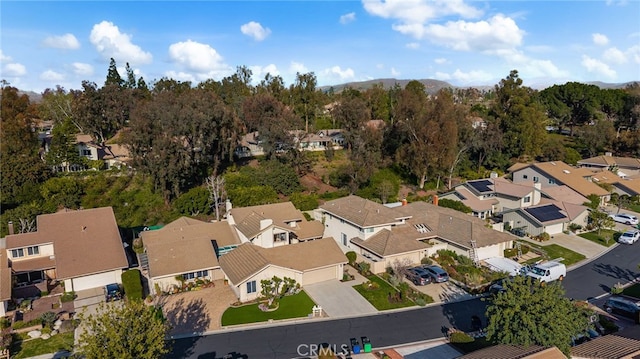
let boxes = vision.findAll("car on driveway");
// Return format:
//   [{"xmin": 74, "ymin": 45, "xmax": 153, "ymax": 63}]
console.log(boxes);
[
  {"xmin": 619, "ymin": 230, "xmax": 640, "ymax": 244},
  {"xmin": 104, "ymin": 283, "xmax": 122, "ymax": 302},
  {"xmin": 488, "ymin": 277, "xmax": 512, "ymax": 294},
  {"xmin": 604, "ymin": 296, "xmax": 640, "ymax": 323},
  {"xmin": 609, "ymin": 213, "xmax": 639, "ymax": 225},
  {"xmin": 421, "ymin": 265, "xmax": 449, "ymax": 283},
  {"xmin": 406, "ymin": 267, "xmax": 432, "ymax": 286}
]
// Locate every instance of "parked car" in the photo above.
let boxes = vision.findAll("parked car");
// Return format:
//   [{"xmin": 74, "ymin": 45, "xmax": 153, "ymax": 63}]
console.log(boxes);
[
  {"xmin": 488, "ymin": 277, "xmax": 513, "ymax": 294},
  {"xmin": 604, "ymin": 297, "xmax": 640, "ymax": 323},
  {"xmin": 609, "ymin": 213, "xmax": 639, "ymax": 225},
  {"xmin": 571, "ymin": 328, "xmax": 600, "ymax": 346},
  {"xmin": 525, "ymin": 261, "xmax": 566, "ymax": 284},
  {"xmin": 406, "ymin": 267, "xmax": 432, "ymax": 286},
  {"xmin": 619, "ymin": 230, "xmax": 640, "ymax": 244},
  {"xmin": 104, "ymin": 283, "xmax": 122, "ymax": 302},
  {"xmin": 421, "ymin": 265, "xmax": 449, "ymax": 283}
]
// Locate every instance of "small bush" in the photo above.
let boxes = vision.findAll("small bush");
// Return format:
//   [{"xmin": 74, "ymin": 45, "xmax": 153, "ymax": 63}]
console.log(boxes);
[
  {"xmin": 599, "ymin": 316, "xmax": 619, "ymax": 333},
  {"xmin": 449, "ymin": 331, "xmax": 474, "ymax": 343},
  {"xmin": 357, "ymin": 261, "xmax": 371, "ymax": 276},
  {"xmin": 40, "ymin": 311, "xmax": 56, "ymax": 328},
  {"xmin": 568, "ymin": 223, "xmax": 582, "ymax": 232},
  {"xmin": 61, "ymin": 291, "xmax": 76, "ymax": 303},
  {"xmin": 0, "ymin": 317, "xmax": 10, "ymax": 330},
  {"xmin": 12, "ymin": 318, "xmax": 42, "ymax": 330},
  {"xmin": 122, "ymin": 269, "xmax": 143, "ymax": 301},
  {"xmin": 346, "ymin": 251, "xmax": 357, "ymax": 265},
  {"xmin": 611, "ymin": 282, "xmax": 624, "ymax": 295},
  {"xmin": 40, "ymin": 291, "xmax": 49, "ymax": 296},
  {"xmin": 421, "ymin": 257, "xmax": 433, "ymax": 265}
]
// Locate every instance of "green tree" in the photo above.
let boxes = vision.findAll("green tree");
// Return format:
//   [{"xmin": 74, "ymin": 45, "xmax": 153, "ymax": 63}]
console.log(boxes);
[
  {"xmin": 485, "ymin": 275, "xmax": 592, "ymax": 356},
  {"xmin": 46, "ymin": 117, "xmax": 84, "ymax": 171},
  {"xmin": 437, "ymin": 198, "xmax": 472, "ymax": 214},
  {"xmin": 76, "ymin": 300, "xmax": 169, "ymax": 359},
  {"xmin": 105, "ymin": 57, "xmax": 124, "ymax": 87},
  {"xmin": 172, "ymin": 186, "xmax": 211, "ymax": 217},
  {"xmin": 589, "ymin": 209, "xmax": 615, "ymax": 235},
  {"xmin": 40, "ymin": 177, "xmax": 84, "ymax": 211}
]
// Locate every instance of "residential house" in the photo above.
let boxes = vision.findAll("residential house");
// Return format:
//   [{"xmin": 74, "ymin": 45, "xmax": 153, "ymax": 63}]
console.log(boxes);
[
  {"xmin": 219, "ymin": 238, "xmax": 346, "ymax": 302},
  {"xmin": 539, "ymin": 186, "xmax": 589, "ymax": 206},
  {"xmin": 571, "ymin": 325, "xmax": 640, "ymax": 359},
  {"xmin": 236, "ymin": 130, "xmax": 344, "ymax": 158},
  {"xmin": 502, "ymin": 202, "xmax": 589, "ymax": 236},
  {"xmin": 611, "ymin": 178, "xmax": 640, "ymax": 198},
  {"xmin": 227, "ymin": 201, "xmax": 324, "ymax": 248},
  {"xmin": 0, "ymin": 248, "xmax": 11, "ymax": 316},
  {"xmin": 439, "ymin": 177, "xmax": 542, "ymax": 219},
  {"xmin": 510, "ymin": 161, "xmax": 610, "ymax": 205},
  {"xmin": 457, "ymin": 345, "xmax": 567, "ymax": 359},
  {"xmin": 140, "ymin": 217, "xmax": 241, "ymax": 294},
  {"xmin": 76, "ymin": 134, "xmax": 131, "ymax": 169},
  {"xmin": 578, "ymin": 153, "xmax": 640, "ymax": 178},
  {"xmin": 5, "ymin": 207, "xmax": 129, "ymax": 294},
  {"xmin": 318, "ymin": 196, "xmax": 515, "ymax": 273}
]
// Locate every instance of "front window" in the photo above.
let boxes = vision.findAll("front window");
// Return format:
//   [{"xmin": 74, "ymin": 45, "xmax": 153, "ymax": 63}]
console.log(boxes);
[
  {"xmin": 524, "ymin": 196, "xmax": 531, "ymax": 203},
  {"xmin": 11, "ymin": 248, "xmax": 24, "ymax": 258},
  {"xmin": 533, "ymin": 176, "xmax": 539, "ymax": 183},
  {"xmin": 182, "ymin": 270, "xmax": 208, "ymax": 281},
  {"xmin": 27, "ymin": 246, "xmax": 39, "ymax": 256},
  {"xmin": 548, "ymin": 178, "xmax": 555, "ymax": 185},
  {"xmin": 273, "ymin": 232, "xmax": 287, "ymax": 242},
  {"xmin": 341, "ymin": 233, "xmax": 347, "ymax": 246},
  {"xmin": 247, "ymin": 280, "xmax": 257, "ymax": 294}
]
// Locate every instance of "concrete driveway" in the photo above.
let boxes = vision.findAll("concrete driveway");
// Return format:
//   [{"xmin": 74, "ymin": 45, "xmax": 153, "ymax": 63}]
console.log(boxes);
[
  {"xmin": 408, "ymin": 280, "xmax": 475, "ymax": 304},
  {"xmin": 304, "ymin": 279, "xmax": 377, "ymax": 317}
]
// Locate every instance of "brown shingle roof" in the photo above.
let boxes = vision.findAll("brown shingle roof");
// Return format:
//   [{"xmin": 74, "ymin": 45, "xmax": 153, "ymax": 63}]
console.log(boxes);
[
  {"xmin": 614, "ymin": 179, "xmax": 640, "ymax": 196},
  {"xmin": 230, "ymin": 202, "xmax": 305, "ymax": 239},
  {"xmin": 0, "ymin": 253, "xmax": 11, "ymax": 301},
  {"xmin": 142, "ymin": 219, "xmax": 240, "ymax": 278},
  {"xmin": 541, "ymin": 185, "xmax": 589, "ymax": 205},
  {"xmin": 453, "ymin": 187, "xmax": 497, "ymax": 211},
  {"xmin": 579, "ymin": 155, "xmax": 640, "ymax": 169},
  {"xmin": 351, "ymin": 229, "xmax": 430, "ymax": 257},
  {"xmin": 457, "ymin": 344, "xmax": 566, "ymax": 359},
  {"xmin": 5, "ymin": 207, "xmax": 128, "ymax": 279},
  {"xmin": 220, "ymin": 238, "xmax": 346, "ymax": 284},
  {"xmin": 531, "ymin": 162, "xmax": 609, "ymax": 197},
  {"xmin": 10, "ymin": 256, "xmax": 56, "ymax": 273},
  {"xmin": 570, "ymin": 334, "xmax": 640, "ymax": 359},
  {"xmin": 591, "ymin": 170, "xmax": 622, "ymax": 184},
  {"xmin": 320, "ymin": 195, "xmax": 405, "ymax": 227},
  {"xmin": 294, "ymin": 220, "xmax": 325, "ymax": 241}
]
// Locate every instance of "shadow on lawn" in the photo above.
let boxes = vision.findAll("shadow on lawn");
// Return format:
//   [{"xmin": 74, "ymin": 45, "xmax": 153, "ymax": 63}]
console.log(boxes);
[{"xmin": 159, "ymin": 296, "xmax": 210, "ymax": 358}]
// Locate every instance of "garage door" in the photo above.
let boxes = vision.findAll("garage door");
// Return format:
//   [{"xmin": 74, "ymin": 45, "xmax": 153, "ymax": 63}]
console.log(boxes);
[
  {"xmin": 303, "ymin": 266, "xmax": 338, "ymax": 285},
  {"xmin": 71, "ymin": 270, "xmax": 122, "ymax": 292},
  {"xmin": 545, "ymin": 223, "xmax": 564, "ymax": 235}
]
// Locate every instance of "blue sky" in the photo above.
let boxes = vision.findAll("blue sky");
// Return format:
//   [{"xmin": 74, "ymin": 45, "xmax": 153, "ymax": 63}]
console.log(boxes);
[{"xmin": 2, "ymin": 1, "xmax": 639, "ymax": 93}]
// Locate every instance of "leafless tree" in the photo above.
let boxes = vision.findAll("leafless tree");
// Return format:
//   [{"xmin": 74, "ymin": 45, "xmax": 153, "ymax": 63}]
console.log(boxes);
[
  {"xmin": 18, "ymin": 218, "xmax": 36, "ymax": 233},
  {"xmin": 206, "ymin": 174, "xmax": 226, "ymax": 221}
]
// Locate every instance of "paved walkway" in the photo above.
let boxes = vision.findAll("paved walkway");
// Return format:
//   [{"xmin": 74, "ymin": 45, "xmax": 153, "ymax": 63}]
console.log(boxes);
[
  {"xmin": 519, "ymin": 232, "xmax": 613, "ymax": 260},
  {"xmin": 303, "ymin": 271, "xmax": 377, "ymax": 317}
]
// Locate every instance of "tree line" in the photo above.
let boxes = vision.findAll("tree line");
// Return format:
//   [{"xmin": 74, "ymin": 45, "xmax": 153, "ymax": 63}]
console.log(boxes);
[{"xmin": 1, "ymin": 60, "xmax": 639, "ymax": 234}]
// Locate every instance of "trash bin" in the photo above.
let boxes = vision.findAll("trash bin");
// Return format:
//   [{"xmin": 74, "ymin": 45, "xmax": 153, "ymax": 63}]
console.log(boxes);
[
  {"xmin": 361, "ymin": 336, "xmax": 371, "ymax": 353},
  {"xmin": 350, "ymin": 337, "xmax": 360, "ymax": 354}
]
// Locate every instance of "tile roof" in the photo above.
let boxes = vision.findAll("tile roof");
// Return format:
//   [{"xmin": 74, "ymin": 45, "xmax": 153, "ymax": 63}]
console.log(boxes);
[
  {"xmin": 579, "ymin": 155, "xmax": 640, "ymax": 169},
  {"xmin": 570, "ymin": 334, "xmax": 640, "ymax": 359},
  {"xmin": 142, "ymin": 218, "xmax": 241, "ymax": 278},
  {"xmin": 10, "ymin": 256, "xmax": 56, "ymax": 273},
  {"xmin": 614, "ymin": 179, "xmax": 640, "ymax": 196},
  {"xmin": 5, "ymin": 207, "xmax": 128, "ymax": 279},
  {"xmin": 230, "ymin": 202, "xmax": 306, "ymax": 239},
  {"xmin": 591, "ymin": 170, "xmax": 622, "ymax": 184},
  {"xmin": 219, "ymin": 238, "xmax": 347, "ymax": 284},
  {"xmin": 351, "ymin": 229, "xmax": 430, "ymax": 257},
  {"xmin": 530, "ymin": 161, "xmax": 609, "ymax": 197},
  {"xmin": 451, "ymin": 187, "xmax": 497, "ymax": 211},
  {"xmin": 457, "ymin": 345, "xmax": 566, "ymax": 359},
  {"xmin": 541, "ymin": 185, "xmax": 589, "ymax": 205},
  {"xmin": 320, "ymin": 195, "xmax": 405, "ymax": 227},
  {"xmin": 294, "ymin": 220, "xmax": 325, "ymax": 241}
]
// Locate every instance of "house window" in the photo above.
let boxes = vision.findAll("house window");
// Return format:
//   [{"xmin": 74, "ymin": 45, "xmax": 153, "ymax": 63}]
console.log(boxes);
[
  {"xmin": 341, "ymin": 233, "xmax": 348, "ymax": 246},
  {"xmin": 548, "ymin": 178, "xmax": 556, "ymax": 185},
  {"xmin": 365, "ymin": 228, "xmax": 374, "ymax": 233},
  {"xmin": 247, "ymin": 280, "xmax": 257, "ymax": 294},
  {"xmin": 82, "ymin": 149, "xmax": 91, "ymax": 156},
  {"xmin": 182, "ymin": 270, "xmax": 208, "ymax": 281},
  {"xmin": 273, "ymin": 232, "xmax": 287, "ymax": 242},
  {"xmin": 27, "ymin": 246, "xmax": 39, "ymax": 256},
  {"xmin": 533, "ymin": 176, "xmax": 539, "ymax": 183},
  {"xmin": 11, "ymin": 248, "xmax": 24, "ymax": 258},
  {"xmin": 524, "ymin": 196, "xmax": 531, "ymax": 203},
  {"xmin": 523, "ymin": 175, "xmax": 528, "ymax": 179}
]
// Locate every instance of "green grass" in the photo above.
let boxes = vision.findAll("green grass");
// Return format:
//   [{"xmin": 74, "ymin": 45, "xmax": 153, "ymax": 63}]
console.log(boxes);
[
  {"xmin": 622, "ymin": 283, "xmax": 640, "ymax": 299},
  {"xmin": 578, "ymin": 230, "xmax": 620, "ymax": 247},
  {"xmin": 626, "ymin": 203, "xmax": 640, "ymax": 213},
  {"xmin": 524, "ymin": 242, "xmax": 586, "ymax": 266},
  {"xmin": 121, "ymin": 269, "xmax": 143, "ymax": 301},
  {"xmin": 353, "ymin": 275, "xmax": 415, "ymax": 310},
  {"xmin": 11, "ymin": 332, "xmax": 74, "ymax": 359},
  {"xmin": 221, "ymin": 291, "xmax": 316, "ymax": 326}
]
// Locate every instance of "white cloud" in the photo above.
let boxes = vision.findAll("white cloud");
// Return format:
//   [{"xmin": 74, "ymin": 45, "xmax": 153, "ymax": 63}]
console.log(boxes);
[
  {"xmin": 289, "ymin": 61, "xmax": 308, "ymax": 74},
  {"xmin": 451, "ymin": 69, "xmax": 494, "ymax": 83},
  {"xmin": 240, "ymin": 21, "xmax": 271, "ymax": 41},
  {"xmin": 0, "ymin": 51, "xmax": 11, "ymax": 62},
  {"xmin": 434, "ymin": 71, "xmax": 452, "ymax": 80},
  {"xmin": 390, "ymin": 67, "xmax": 400, "ymax": 76},
  {"xmin": 363, "ymin": 0, "xmax": 482, "ymax": 24},
  {"xmin": 602, "ymin": 47, "xmax": 627, "ymax": 64},
  {"xmin": 168, "ymin": 39, "xmax": 232, "ymax": 80},
  {"xmin": 249, "ymin": 64, "xmax": 280, "ymax": 82},
  {"xmin": 592, "ymin": 33, "xmax": 609, "ymax": 46},
  {"xmin": 581, "ymin": 55, "xmax": 616, "ymax": 79},
  {"xmin": 4, "ymin": 63, "xmax": 27, "ymax": 76},
  {"xmin": 340, "ymin": 12, "xmax": 356, "ymax": 24},
  {"xmin": 89, "ymin": 21, "xmax": 152, "ymax": 65},
  {"xmin": 40, "ymin": 70, "xmax": 64, "ymax": 81},
  {"xmin": 72, "ymin": 62, "xmax": 94, "ymax": 76},
  {"xmin": 412, "ymin": 14, "xmax": 524, "ymax": 52},
  {"xmin": 42, "ymin": 33, "xmax": 80, "ymax": 49},
  {"xmin": 629, "ymin": 45, "xmax": 640, "ymax": 64},
  {"xmin": 321, "ymin": 66, "xmax": 355, "ymax": 82},
  {"xmin": 406, "ymin": 42, "xmax": 420, "ymax": 49},
  {"xmin": 163, "ymin": 70, "xmax": 196, "ymax": 83},
  {"xmin": 434, "ymin": 58, "xmax": 448, "ymax": 64}
]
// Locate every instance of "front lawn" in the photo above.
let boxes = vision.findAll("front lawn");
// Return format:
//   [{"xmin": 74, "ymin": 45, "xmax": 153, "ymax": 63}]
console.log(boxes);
[
  {"xmin": 579, "ymin": 230, "xmax": 619, "ymax": 247},
  {"xmin": 11, "ymin": 332, "xmax": 74, "ymax": 359},
  {"xmin": 522, "ymin": 242, "xmax": 586, "ymax": 266},
  {"xmin": 353, "ymin": 275, "xmax": 416, "ymax": 310},
  {"xmin": 622, "ymin": 283, "xmax": 640, "ymax": 299},
  {"xmin": 221, "ymin": 291, "xmax": 316, "ymax": 326}
]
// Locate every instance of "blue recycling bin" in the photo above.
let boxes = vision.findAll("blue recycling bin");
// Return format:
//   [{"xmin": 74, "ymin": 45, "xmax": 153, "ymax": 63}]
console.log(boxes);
[{"xmin": 350, "ymin": 337, "xmax": 361, "ymax": 354}]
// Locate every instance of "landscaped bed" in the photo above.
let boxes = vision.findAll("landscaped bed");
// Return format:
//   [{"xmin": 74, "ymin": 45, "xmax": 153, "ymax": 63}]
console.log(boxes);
[
  {"xmin": 10, "ymin": 331, "xmax": 74, "ymax": 359},
  {"xmin": 353, "ymin": 274, "xmax": 418, "ymax": 310},
  {"xmin": 579, "ymin": 230, "xmax": 620, "ymax": 247},
  {"xmin": 517, "ymin": 241, "xmax": 586, "ymax": 266},
  {"xmin": 221, "ymin": 290, "xmax": 316, "ymax": 326}
]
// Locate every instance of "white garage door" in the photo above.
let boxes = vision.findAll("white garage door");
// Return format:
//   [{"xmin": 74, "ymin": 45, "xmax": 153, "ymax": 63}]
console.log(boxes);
[
  {"xmin": 71, "ymin": 270, "xmax": 122, "ymax": 292},
  {"xmin": 303, "ymin": 266, "xmax": 338, "ymax": 285},
  {"xmin": 545, "ymin": 223, "xmax": 564, "ymax": 235}
]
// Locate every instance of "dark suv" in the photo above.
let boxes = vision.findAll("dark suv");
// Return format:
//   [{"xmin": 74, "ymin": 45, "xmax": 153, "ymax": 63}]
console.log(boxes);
[
  {"xmin": 422, "ymin": 265, "xmax": 449, "ymax": 283},
  {"xmin": 604, "ymin": 297, "xmax": 640, "ymax": 323},
  {"xmin": 105, "ymin": 283, "xmax": 122, "ymax": 302},
  {"xmin": 406, "ymin": 267, "xmax": 432, "ymax": 286}
]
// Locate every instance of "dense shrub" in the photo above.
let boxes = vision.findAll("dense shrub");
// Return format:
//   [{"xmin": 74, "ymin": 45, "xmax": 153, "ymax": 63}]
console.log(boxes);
[
  {"xmin": 60, "ymin": 291, "xmax": 76, "ymax": 303},
  {"xmin": 40, "ymin": 311, "xmax": 56, "ymax": 329},
  {"xmin": 122, "ymin": 269, "xmax": 143, "ymax": 301},
  {"xmin": 421, "ymin": 257, "xmax": 433, "ymax": 265},
  {"xmin": 449, "ymin": 331, "xmax": 474, "ymax": 343},
  {"xmin": 346, "ymin": 251, "xmax": 357, "ymax": 265},
  {"xmin": 12, "ymin": 318, "xmax": 42, "ymax": 330},
  {"xmin": 438, "ymin": 198, "xmax": 472, "ymax": 214},
  {"xmin": 290, "ymin": 192, "xmax": 319, "ymax": 211}
]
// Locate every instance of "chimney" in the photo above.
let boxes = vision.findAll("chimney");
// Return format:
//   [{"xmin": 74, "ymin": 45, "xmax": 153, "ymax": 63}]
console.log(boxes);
[
  {"xmin": 433, "ymin": 195, "xmax": 439, "ymax": 206},
  {"xmin": 8, "ymin": 221, "xmax": 14, "ymax": 235},
  {"xmin": 605, "ymin": 152, "xmax": 612, "ymax": 157},
  {"xmin": 260, "ymin": 219, "xmax": 273, "ymax": 230},
  {"xmin": 402, "ymin": 198, "xmax": 408, "ymax": 206}
]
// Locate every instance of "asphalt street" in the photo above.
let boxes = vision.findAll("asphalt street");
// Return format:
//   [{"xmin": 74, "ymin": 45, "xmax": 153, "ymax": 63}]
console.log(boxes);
[{"xmin": 172, "ymin": 230, "xmax": 640, "ymax": 359}]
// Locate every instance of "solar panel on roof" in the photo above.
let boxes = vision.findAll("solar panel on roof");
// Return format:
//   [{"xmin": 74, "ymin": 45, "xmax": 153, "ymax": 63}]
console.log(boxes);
[
  {"xmin": 468, "ymin": 180, "xmax": 493, "ymax": 193},
  {"xmin": 524, "ymin": 204, "xmax": 566, "ymax": 223}
]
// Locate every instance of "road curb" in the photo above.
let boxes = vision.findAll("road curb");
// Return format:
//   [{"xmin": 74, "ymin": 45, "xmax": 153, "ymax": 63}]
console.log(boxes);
[{"xmin": 567, "ymin": 242, "xmax": 620, "ymax": 272}]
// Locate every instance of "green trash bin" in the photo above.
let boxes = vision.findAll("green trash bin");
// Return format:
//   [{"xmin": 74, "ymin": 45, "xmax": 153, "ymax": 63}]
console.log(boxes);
[{"xmin": 361, "ymin": 336, "xmax": 372, "ymax": 353}]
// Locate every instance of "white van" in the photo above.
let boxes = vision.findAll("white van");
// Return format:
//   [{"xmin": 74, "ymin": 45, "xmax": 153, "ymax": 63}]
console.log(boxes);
[{"xmin": 526, "ymin": 261, "xmax": 566, "ymax": 284}]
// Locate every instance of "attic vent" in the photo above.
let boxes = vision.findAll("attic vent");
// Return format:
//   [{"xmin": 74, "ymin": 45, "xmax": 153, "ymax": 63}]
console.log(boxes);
[
  {"xmin": 81, "ymin": 226, "xmax": 87, "ymax": 232},
  {"xmin": 414, "ymin": 224, "xmax": 430, "ymax": 233},
  {"xmin": 563, "ymin": 169, "xmax": 570, "ymax": 174}
]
